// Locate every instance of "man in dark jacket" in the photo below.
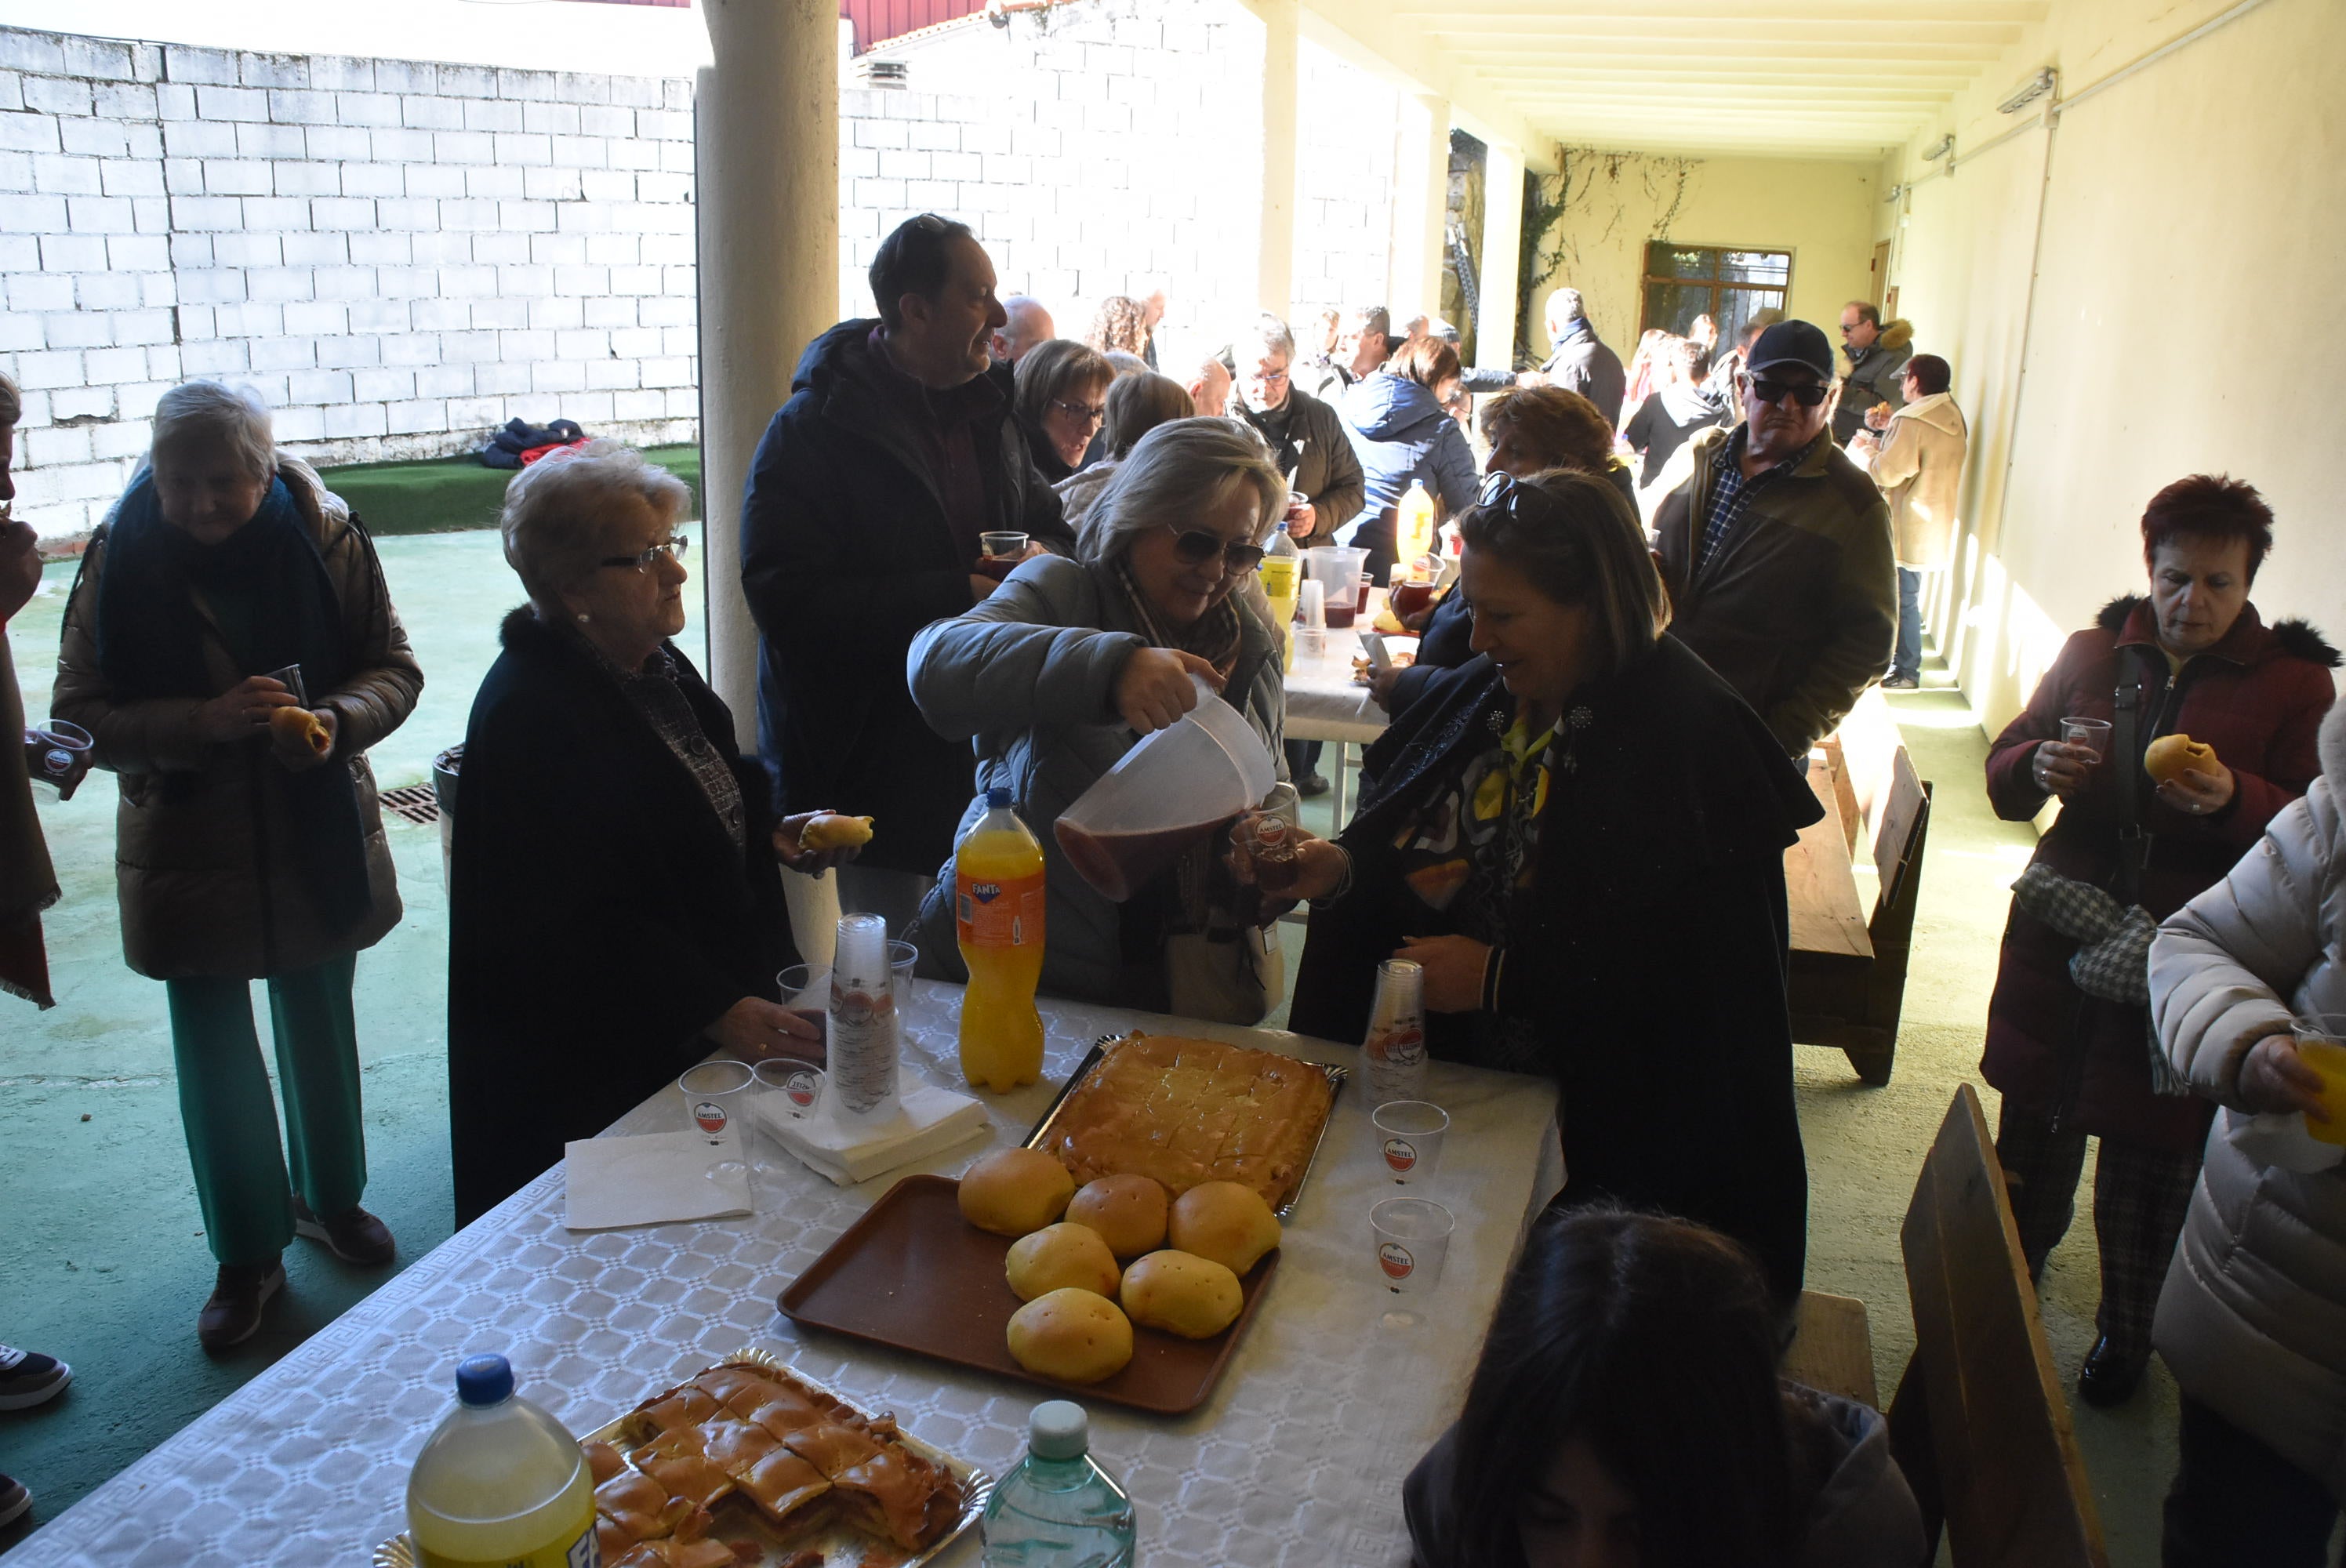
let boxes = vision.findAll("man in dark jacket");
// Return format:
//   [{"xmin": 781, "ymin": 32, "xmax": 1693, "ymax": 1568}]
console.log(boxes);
[
  {"xmin": 1538, "ymin": 287, "xmax": 1626, "ymax": 424},
  {"xmin": 1832, "ymin": 302, "xmax": 1914, "ymax": 445},
  {"xmin": 1652, "ymin": 319, "xmax": 1896, "ymax": 757},
  {"xmin": 740, "ymin": 214, "xmax": 1074, "ymax": 920}
]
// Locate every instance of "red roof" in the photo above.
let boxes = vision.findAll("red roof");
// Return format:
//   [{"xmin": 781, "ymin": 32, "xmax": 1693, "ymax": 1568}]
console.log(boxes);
[{"xmin": 840, "ymin": 0, "xmax": 986, "ymax": 52}]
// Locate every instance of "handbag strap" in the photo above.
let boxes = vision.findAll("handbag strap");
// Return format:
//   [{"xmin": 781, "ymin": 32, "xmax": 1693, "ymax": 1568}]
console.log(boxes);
[{"xmin": 2108, "ymin": 654, "xmax": 2155, "ymax": 904}]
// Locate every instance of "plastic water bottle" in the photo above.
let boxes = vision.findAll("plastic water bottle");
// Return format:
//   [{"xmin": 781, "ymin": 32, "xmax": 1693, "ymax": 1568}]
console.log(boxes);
[
  {"xmin": 1363, "ymin": 958, "xmax": 1428, "ymax": 1103},
  {"xmin": 405, "ymin": 1354, "xmax": 596, "ymax": 1568},
  {"xmin": 981, "ymin": 1400, "xmax": 1137, "ymax": 1567}
]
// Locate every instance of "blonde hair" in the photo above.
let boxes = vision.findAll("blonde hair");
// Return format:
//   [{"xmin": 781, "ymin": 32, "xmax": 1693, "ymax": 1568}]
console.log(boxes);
[
  {"xmin": 499, "ymin": 441, "xmax": 690, "ymax": 610},
  {"xmin": 1086, "ymin": 296, "xmax": 1149, "ymax": 357},
  {"xmin": 1077, "ymin": 418, "xmax": 1284, "ymax": 566}
]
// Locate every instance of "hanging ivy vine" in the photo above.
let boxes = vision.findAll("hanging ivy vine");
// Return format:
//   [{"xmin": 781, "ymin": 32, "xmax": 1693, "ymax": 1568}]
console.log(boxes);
[{"xmin": 1514, "ymin": 147, "xmax": 1701, "ymax": 361}]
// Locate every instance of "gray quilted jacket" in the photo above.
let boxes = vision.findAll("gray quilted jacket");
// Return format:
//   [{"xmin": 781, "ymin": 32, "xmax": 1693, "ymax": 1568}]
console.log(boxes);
[
  {"xmin": 2151, "ymin": 696, "xmax": 2346, "ymax": 1491},
  {"xmin": 906, "ymin": 554, "xmax": 1284, "ymax": 1007}
]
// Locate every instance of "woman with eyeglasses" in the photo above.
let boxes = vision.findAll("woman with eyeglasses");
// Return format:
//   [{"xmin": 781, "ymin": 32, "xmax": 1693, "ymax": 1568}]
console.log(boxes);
[
  {"xmin": 445, "ymin": 443, "xmax": 859, "ymax": 1225},
  {"xmin": 1241, "ymin": 467, "xmax": 1821, "ymax": 1306},
  {"xmin": 910, "ymin": 419, "xmax": 1291, "ymax": 1020},
  {"xmin": 1013, "ymin": 339, "xmax": 1117, "ymax": 483},
  {"xmin": 53, "ymin": 380, "xmax": 422, "ymax": 1349}
]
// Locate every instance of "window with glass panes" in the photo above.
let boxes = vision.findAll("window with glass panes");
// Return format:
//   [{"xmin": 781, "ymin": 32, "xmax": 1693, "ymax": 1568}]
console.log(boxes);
[{"xmin": 1640, "ymin": 244, "xmax": 1792, "ymax": 352}]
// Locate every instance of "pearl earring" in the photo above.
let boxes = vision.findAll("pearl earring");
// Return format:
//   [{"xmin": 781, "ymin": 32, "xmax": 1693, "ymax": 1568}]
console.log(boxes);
[{"xmin": 576, "ymin": 612, "xmax": 590, "ymax": 623}]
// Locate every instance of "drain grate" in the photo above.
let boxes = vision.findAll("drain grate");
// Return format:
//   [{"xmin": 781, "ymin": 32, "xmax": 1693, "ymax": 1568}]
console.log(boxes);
[{"xmin": 380, "ymin": 784, "xmax": 441, "ymax": 826}]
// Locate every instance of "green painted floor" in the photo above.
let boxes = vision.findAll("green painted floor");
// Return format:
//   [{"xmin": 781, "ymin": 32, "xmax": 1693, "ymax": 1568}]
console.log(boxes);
[{"xmin": 0, "ymin": 547, "xmax": 2175, "ymax": 1561}]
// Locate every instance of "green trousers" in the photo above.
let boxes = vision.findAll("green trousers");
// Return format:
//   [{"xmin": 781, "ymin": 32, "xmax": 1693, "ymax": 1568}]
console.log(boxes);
[{"xmin": 165, "ymin": 951, "xmax": 367, "ymax": 1267}]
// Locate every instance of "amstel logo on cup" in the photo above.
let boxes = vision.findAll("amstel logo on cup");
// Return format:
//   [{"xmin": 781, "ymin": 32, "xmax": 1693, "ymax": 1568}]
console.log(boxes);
[
  {"xmin": 1378, "ymin": 1241, "xmax": 1415, "ymax": 1281},
  {"xmin": 692, "ymin": 1100, "xmax": 728, "ymax": 1134},
  {"xmin": 1381, "ymin": 1137, "xmax": 1418, "ymax": 1174},
  {"xmin": 783, "ymin": 1069, "xmax": 819, "ymax": 1108}
]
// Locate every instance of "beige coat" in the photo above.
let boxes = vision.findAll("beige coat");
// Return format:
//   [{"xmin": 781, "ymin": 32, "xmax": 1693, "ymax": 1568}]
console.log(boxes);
[
  {"xmin": 53, "ymin": 455, "xmax": 421, "ymax": 979},
  {"xmin": 1864, "ymin": 392, "xmax": 1967, "ymax": 569}
]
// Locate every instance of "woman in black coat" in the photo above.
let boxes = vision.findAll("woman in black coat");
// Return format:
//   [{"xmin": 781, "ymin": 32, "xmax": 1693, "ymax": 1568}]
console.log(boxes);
[
  {"xmin": 448, "ymin": 445, "xmax": 857, "ymax": 1225},
  {"xmin": 1239, "ymin": 468, "xmax": 1821, "ymax": 1304}
]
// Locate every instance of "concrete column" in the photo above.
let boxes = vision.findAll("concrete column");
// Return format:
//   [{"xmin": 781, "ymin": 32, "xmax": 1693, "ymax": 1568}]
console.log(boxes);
[
  {"xmin": 1388, "ymin": 94, "xmax": 1451, "ymax": 326},
  {"xmin": 1255, "ymin": 0, "xmax": 1298, "ymax": 321},
  {"xmin": 1476, "ymin": 141, "xmax": 1525, "ymax": 373},
  {"xmin": 694, "ymin": 0, "xmax": 839, "ymax": 746}
]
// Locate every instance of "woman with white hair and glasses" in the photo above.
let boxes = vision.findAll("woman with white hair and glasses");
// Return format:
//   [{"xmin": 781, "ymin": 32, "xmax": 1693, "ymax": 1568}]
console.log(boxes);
[
  {"xmin": 54, "ymin": 380, "xmax": 421, "ymax": 1350},
  {"xmin": 910, "ymin": 418, "xmax": 1290, "ymax": 1020},
  {"xmin": 447, "ymin": 442, "xmax": 858, "ymax": 1226},
  {"xmin": 1237, "ymin": 467, "xmax": 1822, "ymax": 1306}
]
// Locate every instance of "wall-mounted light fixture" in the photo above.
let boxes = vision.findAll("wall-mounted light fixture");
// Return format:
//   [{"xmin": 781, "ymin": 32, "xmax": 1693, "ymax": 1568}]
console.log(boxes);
[
  {"xmin": 856, "ymin": 57, "xmax": 909, "ymax": 89},
  {"xmin": 1923, "ymin": 135, "xmax": 1955, "ymax": 162},
  {"xmin": 1998, "ymin": 67, "xmax": 2057, "ymax": 114}
]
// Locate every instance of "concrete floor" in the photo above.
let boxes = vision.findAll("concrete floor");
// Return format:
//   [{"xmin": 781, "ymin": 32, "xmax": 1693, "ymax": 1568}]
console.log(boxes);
[{"xmin": 0, "ymin": 536, "xmax": 2177, "ymax": 1560}]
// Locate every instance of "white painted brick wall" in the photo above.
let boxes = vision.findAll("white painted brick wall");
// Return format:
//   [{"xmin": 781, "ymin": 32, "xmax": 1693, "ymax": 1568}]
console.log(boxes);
[{"xmin": 3, "ymin": 0, "xmax": 1406, "ymax": 542}]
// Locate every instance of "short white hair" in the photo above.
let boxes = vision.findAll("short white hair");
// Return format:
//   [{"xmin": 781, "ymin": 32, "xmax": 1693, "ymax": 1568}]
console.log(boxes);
[
  {"xmin": 1075, "ymin": 417, "xmax": 1285, "ymax": 567},
  {"xmin": 151, "ymin": 380, "xmax": 274, "ymax": 479},
  {"xmin": 1547, "ymin": 288, "xmax": 1587, "ymax": 325},
  {"xmin": 499, "ymin": 440, "xmax": 690, "ymax": 610}
]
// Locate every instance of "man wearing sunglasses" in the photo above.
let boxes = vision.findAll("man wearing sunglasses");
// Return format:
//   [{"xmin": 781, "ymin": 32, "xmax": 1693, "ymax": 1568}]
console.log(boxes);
[
  {"xmin": 1651, "ymin": 319, "xmax": 1896, "ymax": 757},
  {"xmin": 740, "ymin": 213, "xmax": 1075, "ymax": 927}
]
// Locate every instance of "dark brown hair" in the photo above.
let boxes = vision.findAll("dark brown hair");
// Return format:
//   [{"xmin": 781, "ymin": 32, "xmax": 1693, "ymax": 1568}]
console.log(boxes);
[
  {"xmin": 870, "ymin": 212, "xmax": 975, "ymax": 332},
  {"xmin": 1387, "ymin": 336, "xmax": 1461, "ymax": 392},
  {"xmin": 1457, "ymin": 466, "xmax": 1669, "ymax": 681},
  {"xmin": 1477, "ymin": 386, "xmax": 1615, "ymax": 474},
  {"xmin": 1439, "ymin": 1209, "xmax": 1802, "ymax": 1568},
  {"xmin": 1102, "ymin": 372, "xmax": 1193, "ymax": 459},
  {"xmin": 1905, "ymin": 354, "xmax": 1951, "ymax": 396},
  {"xmin": 2141, "ymin": 474, "xmax": 2275, "ymax": 583}
]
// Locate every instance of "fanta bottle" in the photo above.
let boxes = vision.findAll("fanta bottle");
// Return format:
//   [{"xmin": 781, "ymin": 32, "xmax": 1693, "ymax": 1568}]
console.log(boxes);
[
  {"xmin": 1396, "ymin": 480, "xmax": 1437, "ymax": 567},
  {"xmin": 957, "ymin": 786, "xmax": 1047, "ymax": 1091}
]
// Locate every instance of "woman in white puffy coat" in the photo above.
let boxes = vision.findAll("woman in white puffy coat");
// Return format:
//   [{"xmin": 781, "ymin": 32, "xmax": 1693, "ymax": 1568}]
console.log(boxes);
[{"xmin": 2149, "ymin": 693, "xmax": 2346, "ymax": 1563}]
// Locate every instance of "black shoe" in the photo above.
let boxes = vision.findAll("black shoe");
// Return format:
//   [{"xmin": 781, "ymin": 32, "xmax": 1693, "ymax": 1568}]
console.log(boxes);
[
  {"xmin": 0, "ymin": 1472, "xmax": 29, "ymax": 1529},
  {"xmin": 293, "ymin": 1199, "xmax": 396, "ymax": 1266},
  {"xmin": 1882, "ymin": 672, "xmax": 1921, "ymax": 690},
  {"xmin": 0, "ymin": 1345, "xmax": 71, "ymax": 1410},
  {"xmin": 2077, "ymin": 1334, "xmax": 2148, "ymax": 1407},
  {"xmin": 1295, "ymin": 771, "xmax": 1331, "ymax": 798},
  {"xmin": 198, "ymin": 1259, "xmax": 286, "ymax": 1353}
]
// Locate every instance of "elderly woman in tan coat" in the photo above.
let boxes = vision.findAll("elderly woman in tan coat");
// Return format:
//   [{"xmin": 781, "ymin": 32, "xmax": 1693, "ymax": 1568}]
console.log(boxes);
[
  {"xmin": 1855, "ymin": 352, "xmax": 1966, "ymax": 688},
  {"xmin": 55, "ymin": 380, "xmax": 421, "ymax": 1352}
]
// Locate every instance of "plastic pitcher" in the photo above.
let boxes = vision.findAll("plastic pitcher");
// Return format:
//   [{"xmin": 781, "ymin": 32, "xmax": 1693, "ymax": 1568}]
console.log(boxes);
[
  {"xmin": 1305, "ymin": 546, "xmax": 1367, "ymax": 629},
  {"xmin": 1055, "ymin": 677, "xmax": 1277, "ymax": 902}
]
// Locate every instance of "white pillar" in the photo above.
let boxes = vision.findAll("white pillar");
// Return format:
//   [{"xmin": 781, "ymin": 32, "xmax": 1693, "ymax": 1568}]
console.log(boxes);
[
  {"xmin": 1255, "ymin": 0, "xmax": 1298, "ymax": 321},
  {"xmin": 694, "ymin": 0, "xmax": 839, "ymax": 746},
  {"xmin": 1389, "ymin": 94, "xmax": 1451, "ymax": 326},
  {"xmin": 1476, "ymin": 141, "xmax": 1525, "ymax": 373}
]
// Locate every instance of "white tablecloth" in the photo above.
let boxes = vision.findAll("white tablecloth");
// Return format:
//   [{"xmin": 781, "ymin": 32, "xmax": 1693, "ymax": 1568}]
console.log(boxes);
[
  {"xmin": 1281, "ymin": 630, "xmax": 1391, "ymax": 746},
  {"xmin": 13, "ymin": 986, "xmax": 1559, "ymax": 1568}
]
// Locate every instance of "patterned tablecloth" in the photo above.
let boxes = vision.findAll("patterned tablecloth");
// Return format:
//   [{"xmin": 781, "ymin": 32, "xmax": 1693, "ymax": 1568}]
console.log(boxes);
[{"xmin": 13, "ymin": 985, "xmax": 1560, "ymax": 1568}]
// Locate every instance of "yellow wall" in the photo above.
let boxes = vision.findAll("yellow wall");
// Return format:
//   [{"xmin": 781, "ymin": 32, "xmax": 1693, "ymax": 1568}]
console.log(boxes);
[
  {"xmin": 1534, "ymin": 151, "xmax": 1880, "ymax": 361},
  {"xmin": 1881, "ymin": 0, "xmax": 2346, "ymax": 732}
]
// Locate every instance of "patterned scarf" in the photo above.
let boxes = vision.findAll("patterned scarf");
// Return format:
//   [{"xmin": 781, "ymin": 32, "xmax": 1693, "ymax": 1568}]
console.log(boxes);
[{"xmin": 1113, "ymin": 557, "xmax": 1244, "ymax": 680}]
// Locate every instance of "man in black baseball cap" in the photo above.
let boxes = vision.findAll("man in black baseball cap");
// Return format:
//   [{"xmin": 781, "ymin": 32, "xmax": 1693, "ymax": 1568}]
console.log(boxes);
[{"xmin": 1651, "ymin": 318, "xmax": 1895, "ymax": 756}]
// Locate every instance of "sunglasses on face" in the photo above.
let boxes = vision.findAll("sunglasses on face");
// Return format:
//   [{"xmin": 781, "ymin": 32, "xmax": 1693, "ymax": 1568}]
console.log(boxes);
[
  {"xmin": 1164, "ymin": 525, "xmax": 1265, "ymax": 572},
  {"xmin": 1747, "ymin": 377, "xmax": 1829, "ymax": 408}
]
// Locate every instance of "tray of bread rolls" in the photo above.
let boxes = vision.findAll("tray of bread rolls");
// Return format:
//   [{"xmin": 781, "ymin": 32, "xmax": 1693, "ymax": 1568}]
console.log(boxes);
[
  {"xmin": 1024, "ymin": 1032, "xmax": 1347, "ymax": 1219},
  {"xmin": 373, "ymin": 1348, "xmax": 988, "ymax": 1568}
]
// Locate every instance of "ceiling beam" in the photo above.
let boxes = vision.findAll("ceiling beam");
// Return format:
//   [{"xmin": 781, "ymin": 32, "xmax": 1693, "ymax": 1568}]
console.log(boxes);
[{"xmin": 1415, "ymin": 20, "xmax": 2024, "ymax": 46}]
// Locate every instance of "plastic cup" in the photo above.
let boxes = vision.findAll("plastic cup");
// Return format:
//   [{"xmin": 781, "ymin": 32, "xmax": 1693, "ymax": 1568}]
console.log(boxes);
[
  {"xmin": 262, "ymin": 662, "xmax": 310, "ymax": 706},
  {"xmin": 2293, "ymin": 1014, "xmax": 2346, "ymax": 1146},
  {"xmin": 1370, "ymin": 1197, "xmax": 1453, "ymax": 1327},
  {"xmin": 679, "ymin": 1060, "xmax": 754, "ymax": 1182},
  {"xmin": 1371, "ymin": 1101, "xmax": 1449, "ymax": 1185},
  {"xmin": 979, "ymin": 530, "xmax": 1028, "ymax": 559},
  {"xmin": 2060, "ymin": 717, "xmax": 2112, "ymax": 768},
  {"xmin": 777, "ymin": 964, "xmax": 830, "ymax": 1047},
  {"xmin": 1305, "ymin": 546, "xmax": 1366, "ymax": 629},
  {"xmin": 27, "ymin": 719, "xmax": 93, "ymax": 799},
  {"xmin": 754, "ymin": 1055, "xmax": 826, "ymax": 1123}
]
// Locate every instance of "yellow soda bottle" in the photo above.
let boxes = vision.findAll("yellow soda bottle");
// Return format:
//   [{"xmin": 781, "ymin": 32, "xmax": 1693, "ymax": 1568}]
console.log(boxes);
[
  {"xmin": 1397, "ymin": 480, "xmax": 1437, "ymax": 566},
  {"xmin": 957, "ymin": 786, "xmax": 1046, "ymax": 1091},
  {"xmin": 406, "ymin": 1355, "xmax": 596, "ymax": 1568}
]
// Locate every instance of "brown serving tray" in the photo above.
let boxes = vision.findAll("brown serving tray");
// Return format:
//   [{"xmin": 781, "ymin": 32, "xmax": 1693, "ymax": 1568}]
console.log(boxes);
[{"xmin": 777, "ymin": 1173, "xmax": 1278, "ymax": 1416}]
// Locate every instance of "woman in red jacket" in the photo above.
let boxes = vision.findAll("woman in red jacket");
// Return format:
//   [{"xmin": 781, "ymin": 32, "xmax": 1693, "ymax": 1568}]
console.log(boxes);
[{"xmin": 1982, "ymin": 474, "xmax": 2337, "ymax": 1407}]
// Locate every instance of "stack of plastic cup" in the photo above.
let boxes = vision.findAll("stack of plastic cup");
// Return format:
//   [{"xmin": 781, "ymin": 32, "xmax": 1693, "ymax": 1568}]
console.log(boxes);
[
  {"xmin": 828, "ymin": 913, "xmax": 899, "ymax": 1124},
  {"xmin": 1297, "ymin": 579, "xmax": 1327, "ymax": 658}
]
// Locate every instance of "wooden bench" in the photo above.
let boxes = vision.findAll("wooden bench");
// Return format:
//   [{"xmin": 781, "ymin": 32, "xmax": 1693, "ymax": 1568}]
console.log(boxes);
[
  {"xmin": 1887, "ymin": 1085, "xmax": 2110, "ymax": 1566},
  {"xmin": 1790, "ymin": 698, "xmax": 1933, "ymax": 1086}
]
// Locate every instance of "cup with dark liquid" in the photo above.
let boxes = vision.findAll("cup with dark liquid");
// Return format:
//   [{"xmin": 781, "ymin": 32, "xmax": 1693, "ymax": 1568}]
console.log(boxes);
[
  {"xmin": 1389, "ymin": 579, "xmax": 1436, "ymax": 622},
  {"xmin": 977, "ymin": 531, "xmax": 1029, "ymax": 582}
]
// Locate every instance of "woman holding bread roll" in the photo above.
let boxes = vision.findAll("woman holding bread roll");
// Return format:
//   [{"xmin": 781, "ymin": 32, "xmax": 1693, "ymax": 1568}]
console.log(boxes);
[
  {"xmin": 53, "ymin": 380, "xmax": 422, "ymax": 1351},
  {"xmin": 1247, "ymin": 468, "xmax": 1821, "ymax": 1306},
  {"xmin": 1979, "ymin": 474, "xmax": 2337, "ymax": 1408},
  {"xmin": 448, "ymin": 442, "xmax": 860, "ymax": 1225}
]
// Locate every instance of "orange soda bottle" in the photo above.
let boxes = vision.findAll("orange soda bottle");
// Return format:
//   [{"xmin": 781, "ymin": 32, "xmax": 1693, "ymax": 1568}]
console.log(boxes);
[{"xmin": 956, "ymin": 786, "xmax": 1046, "ymax": 1091}]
